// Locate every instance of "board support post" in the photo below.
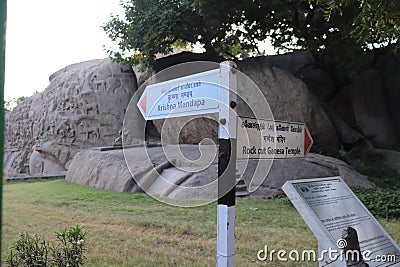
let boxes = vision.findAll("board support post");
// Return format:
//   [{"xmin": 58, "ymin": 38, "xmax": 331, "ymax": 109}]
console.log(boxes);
[{"xmin": 217, "ymin": 61, "xmax": 237, "ymax": 267}]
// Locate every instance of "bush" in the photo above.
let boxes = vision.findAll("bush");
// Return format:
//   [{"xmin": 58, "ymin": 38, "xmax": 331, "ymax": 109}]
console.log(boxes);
[
  {"xmin": 7, "ymin": 224, "xmax": 86, "ymax": 267},
  {"xmin": 7, "ymin": 232, "xmax": 49, "ymax": 266},
  {"xmin": 356, "ymin": 189, "xmax": 400, "ymax": 220},
  {"xmin": 312, "ymin": 145, "xmax": 400, "ymax": 189}
]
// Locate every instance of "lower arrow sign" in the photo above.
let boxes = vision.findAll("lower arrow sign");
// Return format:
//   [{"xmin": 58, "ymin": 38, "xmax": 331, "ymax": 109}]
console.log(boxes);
[
  {"xmin": 304, "ymin": 127, "xmax": 313, "ymax": 154},
  {"xmin": 236, "ymin": 117, "xmax": 314, "ymax": 160}
]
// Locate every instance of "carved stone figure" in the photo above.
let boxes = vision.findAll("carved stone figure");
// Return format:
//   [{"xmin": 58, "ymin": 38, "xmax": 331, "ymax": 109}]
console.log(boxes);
[{"xmin": 4, "ymin": 59, "xmax": 138, "ymax": 175}]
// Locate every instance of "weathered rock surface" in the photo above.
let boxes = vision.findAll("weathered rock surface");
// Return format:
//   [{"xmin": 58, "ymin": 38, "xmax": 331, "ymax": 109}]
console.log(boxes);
[
  {"xmin": 66, "ymin": 148, "xmax": 142, "ymax": 192},
  {"xmin": 66, "ymin": 146, "xmax": 375, "ymax": 199},
  {"xmin": 153, "ymin": 115, "xmax": 218, "ymax": 145},
  {"xmin": 384, "ymin": 65, "xmax": 400, "ymax": 140},
  {"xmin": 237, "ymin": 58, "xmax": 340, "ymax": 149},
  {"xmin": 7, "ymin": 51, "xmax": 400, "ymax": 186},
  {"xmin": 329, "ymin": 84, "xmax": 359, "ymax": 131},
  {"xmin": 252, "ymin": 152, "xmax": 375, "ymax": 198},
  {"xmin": 322, "ymin": 103, "xmax": 364, "ymax": 145},
  {"xmin": 250, "ymin": 51, "xmax": 334, "ymax": 100},
  {"xmin": 4, "ymin": 59, "xmax": 137, "ymax": 175},
  {"xmin": 350, "ymin": 69, "xmax": 400, "ymax": 150},
  {"xmin": 373, "ymin": 148, "xmax": 400, "ymax": 173},
  {"xmin": 153, "ymin": 57, "xmax": 340, "ymax": 148}
]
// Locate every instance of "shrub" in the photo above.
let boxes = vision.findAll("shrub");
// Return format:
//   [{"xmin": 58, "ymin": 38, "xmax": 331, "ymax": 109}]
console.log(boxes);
[
  {"xmin": 312, "ymin": 145, "xmax": 400, "ymax": 189},
  {"xmin": 7, "ymin": 232, "xmax": 49, "ymax": 266},
  {"xmin": 356, "ymin": 189, "xmax": 400, "ymax": 220},
  {"xmin": 7, "ymin": 224, "xmax": 87, "ymax": 267},
  {"xmin": 51, "ymin": 224, "xmax": 87, "ymax": 267}
]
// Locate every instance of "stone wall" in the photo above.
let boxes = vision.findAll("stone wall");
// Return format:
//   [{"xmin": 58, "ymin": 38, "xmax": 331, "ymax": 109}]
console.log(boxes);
[{"xmin": 4, "ymin": 59, "xmax": 137, "ymax": 175}]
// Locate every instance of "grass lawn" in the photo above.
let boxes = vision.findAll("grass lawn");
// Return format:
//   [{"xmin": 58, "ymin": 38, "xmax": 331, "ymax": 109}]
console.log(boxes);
[{"xmin": 2, "ymin": 179, "xmax": 400, "ymax": 266}]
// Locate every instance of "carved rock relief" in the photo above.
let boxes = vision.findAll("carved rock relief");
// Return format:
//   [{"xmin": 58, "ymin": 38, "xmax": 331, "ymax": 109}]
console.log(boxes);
[{"xmin": 4, "ymin": 59, "xmax": 137, "ymax": 174}]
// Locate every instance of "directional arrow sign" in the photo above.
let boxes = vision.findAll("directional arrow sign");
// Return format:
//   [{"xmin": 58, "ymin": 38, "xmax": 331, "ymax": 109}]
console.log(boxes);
[
  {"xmin": 137, "ymin": 69, "xmax": 220, "ymax": 120},
  {"xmin": 237, "ymin": 116, "xmax": 313, "ymax": 159}
]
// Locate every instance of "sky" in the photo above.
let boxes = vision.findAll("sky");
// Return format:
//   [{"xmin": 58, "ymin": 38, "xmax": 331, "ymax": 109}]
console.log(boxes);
[
  {"xmin": 5, "ymin": 0, "xmax": 123, "ymax": 100},
  {"xmin": 4, "ymin": 1, "xmax": 275, "ymax": 101}
]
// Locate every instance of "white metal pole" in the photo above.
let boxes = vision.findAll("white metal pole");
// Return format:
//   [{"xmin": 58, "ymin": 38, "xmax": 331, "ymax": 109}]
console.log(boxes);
[{"xmin": 217, "ymin": 61, "xmax": 237, "ymax": 267}]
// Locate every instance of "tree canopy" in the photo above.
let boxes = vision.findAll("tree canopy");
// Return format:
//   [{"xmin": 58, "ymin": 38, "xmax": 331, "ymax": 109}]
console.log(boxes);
[
  {"xmin": 103, "ymin": 0, "xmax": 400, "ymax": 70},
  {"xmin": 5, "ymin": 96, "xmax": 26, "ymax": 113}
]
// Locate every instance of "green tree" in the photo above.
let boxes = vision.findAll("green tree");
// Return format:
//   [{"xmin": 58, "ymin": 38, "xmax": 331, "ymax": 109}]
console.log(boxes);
[
  {"xmin": 4, "ymin": 99, "xmax": 14, "ymax": 113},
  {"xmin": 102, "ymin": 0, "xmax": 262, "ymax": 68},
  {"xmin": 5, "ymin": 96, "xmax": 26, "ymax": 113},
  {"xmin": 318, "ymin": 0, "xmax": 400, "ymax": 49},
  {"xmin": 103, "ymin": 0, "xmax": 400, "ymax": 71}
]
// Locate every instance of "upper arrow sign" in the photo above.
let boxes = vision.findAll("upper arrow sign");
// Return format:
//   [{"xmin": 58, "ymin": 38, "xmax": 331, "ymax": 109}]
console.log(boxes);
[
  {"xmin": 236, "ymin": 117, "xmax": 314, "ymax": 160},
  {"xmin": 137, "ymin": 69, "xmax": 220, "ymax": 120},
  {"xmin": 139, "ymin": 92, "xmax": 147, "ymax": 115}
]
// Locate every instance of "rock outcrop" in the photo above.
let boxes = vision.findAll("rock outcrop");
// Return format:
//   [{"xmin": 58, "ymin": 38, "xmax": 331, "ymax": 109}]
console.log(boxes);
[
  {"xmin": 66, "ymin": 148, "xmax": 140, "ymax": 192},
  {"xmin": 154, "ymin": 57, "xmax": 340, "ymax": 149},
  {"xmin": 350, "ymin": 69, "xmax": 400, "ymax": 149},
  {"xmin": 66, "ymin": 145, "xmax": 375, "ymax": 199},
  {"xmin": 249, "ymin": 153, "xmax": 375, "ymax": 198},
  {"xmin": 238, "ymin": 58, "xmax": 340, "ymax": 149},
  {"xmin": 4, "ymin": 59, "xmax": 137, "ymax": 175}
]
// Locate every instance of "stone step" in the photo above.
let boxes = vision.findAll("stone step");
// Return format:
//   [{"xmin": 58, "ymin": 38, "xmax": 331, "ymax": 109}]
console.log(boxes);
[
  {"xmin": 236, "ymin": 178, "xmax": 246, "ymax": 186},
  {"xmin": 235, "ymin": 172, "xmax": 250, "ymax": 197},
  {"xmin": 236, "ymin": 183, "xmax": 247, "ymax": 189},
  {"xmin": 235, "ymin": 190, "xmax": 250, "ymax": 197}
]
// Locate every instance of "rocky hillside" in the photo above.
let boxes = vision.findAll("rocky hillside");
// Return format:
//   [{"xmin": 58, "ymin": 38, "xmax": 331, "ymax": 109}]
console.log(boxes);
[{"xmin": 4, "ymin": 51, "xmax": 400, "ymax": 193}]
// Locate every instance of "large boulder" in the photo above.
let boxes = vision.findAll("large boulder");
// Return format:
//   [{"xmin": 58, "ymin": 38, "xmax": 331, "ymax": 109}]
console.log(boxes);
[
  {"xmin": 329, "ymin": 84, "xmax": 359, "ymax": 131},
  {"xmin": 153, "ymin": 115, "xmax": 218, "ymax": 145},
  {"xmin": 249, "ymin": 153, "xmax": 375, "ymax": 198},
  {"xmin": 66, "ymin": 148, "xmax": 141, "ymax": 192},
  {"xmin": 350, "ymin": 69, "xmax": 400, "ymax": 150},
  {"xmin": 4, "ymin": 59, "xmax": 137, "ymax": 175},
  {"xmin": 383, "ymin": 61, "xmax": 400, "ymax": 147},
  {"xmin": 237, "ymin": 57, "xmax": 340, "ymax": 149},
  {"xmin": 153, "ymin": 56, "xmax": 340, "ymax": 148},
  {"xmin": 371, "ymin": 148, "xmax": 400, "ymax": 174},
  {"xmin": 66, "ymin": 145, "xmax": 374, "ymax": 200}
]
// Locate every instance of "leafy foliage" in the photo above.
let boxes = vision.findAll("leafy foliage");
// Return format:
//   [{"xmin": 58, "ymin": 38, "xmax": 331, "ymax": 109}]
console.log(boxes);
[
  {"xmin": 7, "ymin": 232, "xmax": 49, "ymax": 267},
  {"xmin": 5, "ymin": 96, "xmax": 26, "ymax": 113},
  {"xmin": 50, "ymin": 225, "xmax": 87, "ymax": 267},
  {"xmin": 356, "ymin": 189, "xmax": 400, "ymax": 220},
  {"xmin": 318, "ymin": 0, "xmax": 400, "ymax": 50},
  {"xmin": 312, "ymin": 145, "xmax": 400, "ymax": 220},
  {"xmin": 103, "ymin": 0, "xmax": 195, "ymax": 68},
  {"xmin": 7, "ymin": 224, "xmax": 87, "ymax": 267},
  {"xmin": 103, "ymin": 0, "xmax": 400, "ymax": 70},
  {"xmin": 340, "ymin": 148, "xmax": 400, "ymax": 189}
]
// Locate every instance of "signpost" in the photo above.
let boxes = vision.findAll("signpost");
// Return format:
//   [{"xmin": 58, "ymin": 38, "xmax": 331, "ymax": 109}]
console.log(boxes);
[
  {"xmin": 283, "ymin": 177, "xmax": 400, "ymax": 267},
  {"xmin": 137, "ymin": 69, "xmax": 220, "ymax": 120},
  {"xmin": 137, "ymin": 61, "xmax": 238, "ymax": 267},
  {"xmin": 137, "ymin": 61, "xmax": 315, "ymax": 267},
  {"xmin": 236, "ymin": 117, "xmax": 313, "ymax": 160}
]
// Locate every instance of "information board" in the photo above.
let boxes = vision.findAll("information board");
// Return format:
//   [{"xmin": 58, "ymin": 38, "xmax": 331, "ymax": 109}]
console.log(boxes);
[{"xmin": 283, "ymin": 177, "xmax": 400, "ymax": 267}]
